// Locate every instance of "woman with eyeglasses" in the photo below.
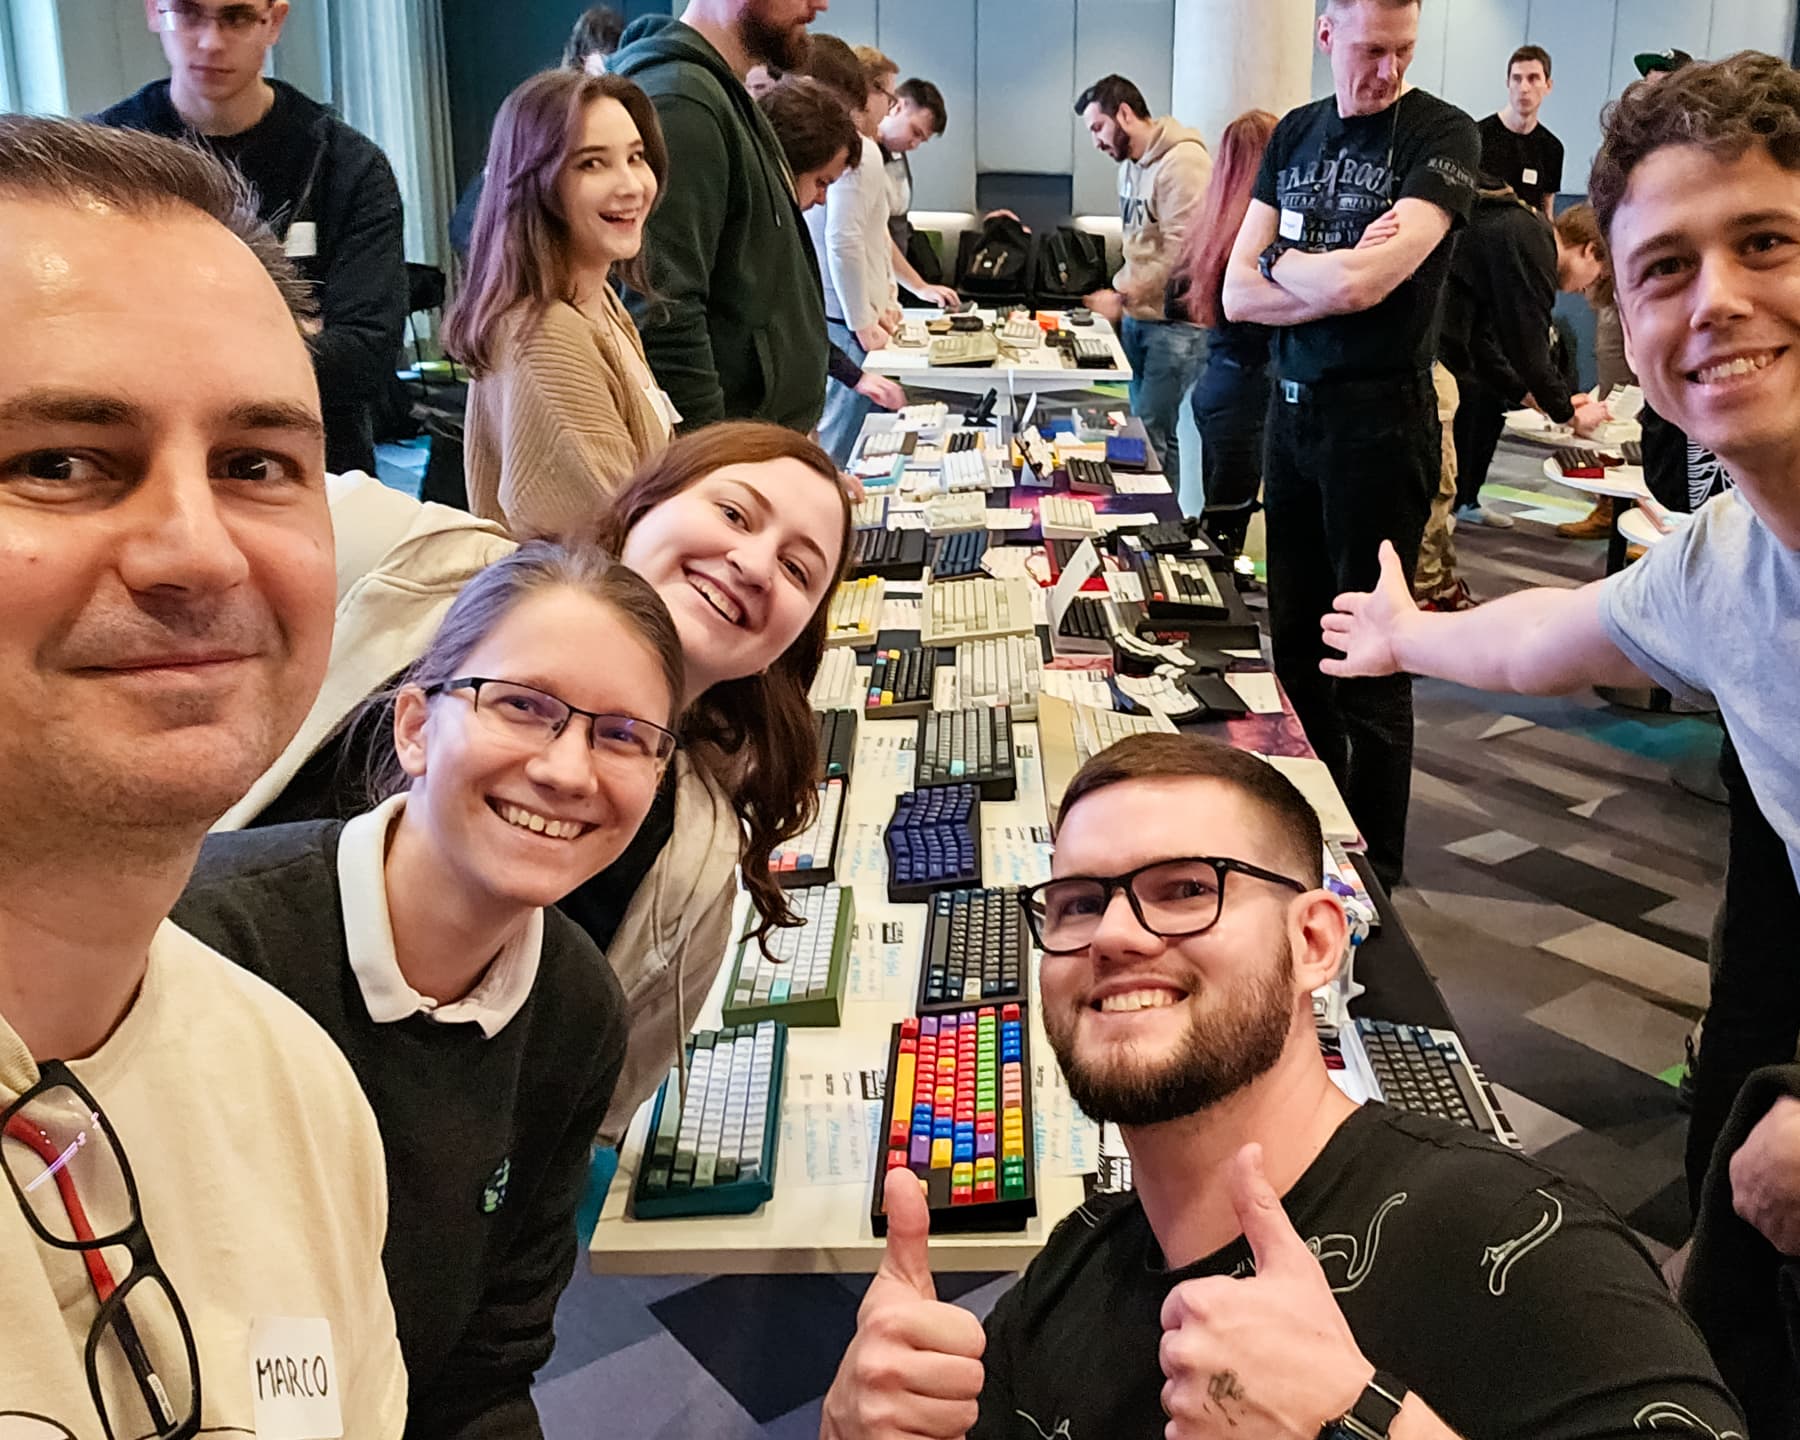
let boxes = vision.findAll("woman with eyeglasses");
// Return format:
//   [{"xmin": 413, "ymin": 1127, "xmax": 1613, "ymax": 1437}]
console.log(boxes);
[
  {"xmin": 172, "ymin": 543, "xmax": 683, "ymax": 1437},
  {"xmin": 445, "ymin": 67, "xmax": 676, "ymax": 540}
]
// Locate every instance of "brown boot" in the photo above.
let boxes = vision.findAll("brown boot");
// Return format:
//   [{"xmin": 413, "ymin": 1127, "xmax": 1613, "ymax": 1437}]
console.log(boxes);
[{"xmin": 1557, "ymin": 498, "xmax": 1616, "ymax": 540}]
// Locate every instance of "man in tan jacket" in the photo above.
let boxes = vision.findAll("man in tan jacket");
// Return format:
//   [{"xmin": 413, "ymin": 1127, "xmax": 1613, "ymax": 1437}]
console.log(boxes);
[{"xmin": 1076, "ymin": 74, "xmax": 1213, "ymax": 475}]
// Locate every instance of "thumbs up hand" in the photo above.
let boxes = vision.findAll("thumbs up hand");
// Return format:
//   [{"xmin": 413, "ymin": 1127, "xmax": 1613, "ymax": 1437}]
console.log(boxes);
[
  {"xmin": 1157, "ymin": 1146, "xmax": 1374, "ymax": 1439},
  {"xmin": 820, "ymin": 1169, "xmax": 988, "ymax": 1440}
]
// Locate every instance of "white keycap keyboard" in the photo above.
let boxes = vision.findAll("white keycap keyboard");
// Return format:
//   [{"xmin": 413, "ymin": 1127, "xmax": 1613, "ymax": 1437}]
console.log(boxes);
[
  {"xmin": 851, "ymin": 495, "xmax": 888, "ymax": 529},
  {"xmin": 1000, "ymin": 312, "xmax": 1041, "ymax": 344},
  {"xmin": 826, "ymin": 576, "xmax": 885, "ymax": 647},
  {"xmin": 1039, "ymin": 494, "xmax": 1100, "ymax": 539},
  {"xmin": 923, "ymin": 492, "xmax": 989, "ymax": 533},
  {"xmin": 940, "ymin": 450, "xmax": 992, "ymax": 494},
  {"xmin": 921, "ymin": 576, "xmax": 1036, "ymax": 644},
  {"xmin": 861, "ymin": 429, "xmax": 911, "ymax": 460},
  {"xmin": 810, "ymin": 647, "xmax": 859, "ymax": 709},
  {"xmin": 1073, "ymin": 701, "xmax": 1177, "ymax": 765},
  {"xmin": 730, "ymin": 885, "xmax": 846, "ymax": 1014},
  {"xmin": 894, "ymin": 319, "xmax": 929, "ymax": 347},
  {"xmin": 899, "ymin": 402, "xmax": 949, "ymax": 428},
  {"xmin": 1115, "ymin": 671, "xmax": 1203, "ymax": 720},
  {"xmin": 955, "ymin": 636, "xmax": 1043, "ymax": 720},
  {"xmin": 664, "ymin": 1021, "xmax": 776, "ymax": 1188}
]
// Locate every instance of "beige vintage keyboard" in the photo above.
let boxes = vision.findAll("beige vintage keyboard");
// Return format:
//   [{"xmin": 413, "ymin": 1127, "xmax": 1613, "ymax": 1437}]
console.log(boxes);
[
  {"xmin": 826, "ymin": 576, "xmax": 885, "ymax": 648},
  {"xmin": 929, "ymin": 332, "xmax": 1001, "ymax": 368},
  {"xmin": 809, "ymin": 647, "xmax": 859, "ymax": 710},
  {"xmin": 923, "ymin": 492, "xmax": 989, "ymax": 534},
  {"xmin": 921, "ymin": 576, "xmax": 1036, "ymax": 645},
  {"xmin": 955, "ymin": 635, "xmax": 1043, "ymax": 719},
  {"xmin": 1039, "ymin": 494, "xmax": 1100, "ymax": 540}
]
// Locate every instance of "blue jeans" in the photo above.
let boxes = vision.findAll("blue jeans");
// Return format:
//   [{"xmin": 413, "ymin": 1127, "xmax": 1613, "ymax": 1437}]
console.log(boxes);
[
  {"xmin": 820, "ymin": 320, "xmax": 875, "ymax": 465},
  {"xmin": 1120, "ymin": 316, "xmax": 1207, "ymax": 476}
]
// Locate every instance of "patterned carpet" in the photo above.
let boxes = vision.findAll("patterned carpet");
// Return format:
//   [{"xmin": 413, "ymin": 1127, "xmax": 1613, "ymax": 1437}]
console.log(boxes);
[{"xmin": 528, "ymin": 439, "xmax": 1728, "ymax": 1437}]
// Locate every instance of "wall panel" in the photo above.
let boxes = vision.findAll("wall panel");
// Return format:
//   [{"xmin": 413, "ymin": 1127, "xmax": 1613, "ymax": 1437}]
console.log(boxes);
[
  {"xmin": 976, "ymin": 0, "xmax": 1075, "ymax": 174},
  {"xmin": 1524, "ymin": 0, "xmax": 1620, "ymax": 192},
  {"xmin": 1073, "ymin": 0, "xmax": 1175, "ymax": 215},
  {"xmin": 1440, "ymin": 0, "xmax": 1529, "ymax": 121},
  {"xmin": 878, "ymin": 0, "xmax": 978, "ymax": 211}
]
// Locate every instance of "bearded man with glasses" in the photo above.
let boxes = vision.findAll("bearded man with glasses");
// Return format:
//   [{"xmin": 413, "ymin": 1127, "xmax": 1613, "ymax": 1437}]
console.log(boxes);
[
  {"xmin": 95, "ymin": 0, "xmax": 407, "ymax": 479},
  {"xmin": 823, "ymin": 733, "xmax": 1743, "ymax": 1440}
]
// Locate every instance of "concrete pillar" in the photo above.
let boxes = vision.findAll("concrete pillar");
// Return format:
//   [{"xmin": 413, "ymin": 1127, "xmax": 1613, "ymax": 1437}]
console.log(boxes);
[{"xmin": 1171, "ymin": 0, "xmax": 1317, "ymax": 149}]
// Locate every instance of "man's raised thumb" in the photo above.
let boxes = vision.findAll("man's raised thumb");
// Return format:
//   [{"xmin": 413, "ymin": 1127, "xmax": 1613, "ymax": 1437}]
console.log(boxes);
[
  {"xmin": 877, "ymin": 1167, "xmax": 938, "ymax": 1301},
  {"xmin": 1231, "ymin": 1143, "xmax": 1308, "ymax": 1275}
]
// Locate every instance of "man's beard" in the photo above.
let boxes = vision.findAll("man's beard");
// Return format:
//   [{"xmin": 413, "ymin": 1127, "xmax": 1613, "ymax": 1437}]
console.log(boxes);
[
  {"xmin": 1045, "ymin": 940, "xmax": 1295, "ymax": 1127},
  {"xmin": 739, "ymin": 4, "xmax": 810, "ymax": 71}
]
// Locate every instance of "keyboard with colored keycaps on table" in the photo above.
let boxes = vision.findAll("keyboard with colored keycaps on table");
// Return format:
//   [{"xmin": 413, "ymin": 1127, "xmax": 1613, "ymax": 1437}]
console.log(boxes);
[
  {"xmin": 815, "ymin": 708, "xmax": 856, "ymax": 781},
  {"xmin": 631, "ymin": 1021, "xmax": 786, "ymax": 1218},
  {"xmin": 915, "ymin": 706, "xmax": 1016, "ymax": 801},
  {"xmin": 827, "ymin": 576, "xmax": 885, "ymax": 647},
  {"xmin": 772, "ymin": 778, "xmax": 843, "ymax": 886},
  {"xmin": 872, "ymin": 1006, "xmax": 1037, "ymax": 1234},
  {"xmin": 885, "ymin": 784, "xmax": 981, "ymax": 903},
  {"xmin": 865, "ymin": 646, "xmax": 935, "ymax": 719},
  {"xmin": 917, "ymin": 886, "xmax": 1028, "ymax": 1013},
  {"xmin": 722, "ymin": 884, "xmax": 854, "ymax": 1028}
]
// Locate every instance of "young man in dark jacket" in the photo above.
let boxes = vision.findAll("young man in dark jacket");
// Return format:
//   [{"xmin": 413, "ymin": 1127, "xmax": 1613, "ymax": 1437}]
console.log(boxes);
[
  {"xmin": 98, "ymin": 0, "xmax": 407, "ymax": 477},
  {"xmin": 612, "ymin": 0, "xmax": 831, "ymax": 434},
  {"xmin": 1437, "ymin": 190, "xmax": 1609, "ymax": 528}
]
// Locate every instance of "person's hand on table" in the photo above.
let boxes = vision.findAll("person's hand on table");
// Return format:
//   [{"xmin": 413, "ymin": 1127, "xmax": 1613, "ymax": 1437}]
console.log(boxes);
[
  {"xmin": 1729, "ymin": 1095, "xmax": 1800, "ymax": 1255},
  {"xmin": 855, "ymin": 372, "xmax": 907, "ymax": 411},
  {"xmin": 837, "ymin": 469, "xmax": 867, "ymax": 502},
  {"xmin": 858, "ymin": 322, "xmax": 894, "ymax": 353},
  {"xmin": 1159, "ymin": 1146, "xmax": 1376, "ymax": 1438},
  {"xmin": 1319, "ymin": 541, "xmax": 1419, "ymax": 679},
  {"xmin": 882, "ymin": 305, "xmax": 906, "ymax": 332},
  {"xmin": 1084, "ymin": 289, "xmax": 1125, "ymax": 325},
  {"xmin": 922, "ymin": 283, "xmax": 962, "ymax": 309},
  {"xmin": 820, "ymin": 1168, "xmax": 986, "ymax": 1440},
  {"xmin": 1355, "ymin": 209, "xmax": 1403, "ymax": 249},
  {"xmin": 1571, "ymin": 399, "xmax": 1612, "ymax": 439}
]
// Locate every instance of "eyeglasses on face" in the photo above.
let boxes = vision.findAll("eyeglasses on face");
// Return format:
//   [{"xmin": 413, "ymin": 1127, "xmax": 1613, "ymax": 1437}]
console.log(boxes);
[
  {"xmin": 424, "ymin": 677, "xmax": 679, "ymax": 766},
  {"xmin": 158, "ymin": 2, "xmax": 274, "ymax": 36},
  {"xmin": 1019, "ymin": 855, "xmax": 1309, "ymax": 955}
]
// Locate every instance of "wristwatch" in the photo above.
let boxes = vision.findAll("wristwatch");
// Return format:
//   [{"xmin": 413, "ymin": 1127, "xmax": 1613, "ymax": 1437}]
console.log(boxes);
[
  {"xmin": 1319, "ymin": 1371, "xmax": 1409, "ymax": 1440},
  {"xmin": 1258, "ymin": 242, "xmax": 1287, "ymax": 284}
]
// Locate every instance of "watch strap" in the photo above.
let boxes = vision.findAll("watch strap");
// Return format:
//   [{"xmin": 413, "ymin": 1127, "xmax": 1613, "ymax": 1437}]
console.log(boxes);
[
  {"xmin": 1324, "ymin": 1370, "xmax": 1408, "ymax": 1440},
  {"xmin": 1258, "ymin": 242, "xmax": 1284, "ymax": 283}
]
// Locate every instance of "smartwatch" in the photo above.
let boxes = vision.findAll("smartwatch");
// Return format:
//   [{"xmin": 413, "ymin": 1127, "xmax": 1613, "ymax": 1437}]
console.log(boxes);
[
  {"xmin": 1320, "ymin": 1372, "xmax": 1409, "ymax": 1440},
  {"xmin": 1258, "ymin": 242, "xmax": 1287, "ymax": 284}
]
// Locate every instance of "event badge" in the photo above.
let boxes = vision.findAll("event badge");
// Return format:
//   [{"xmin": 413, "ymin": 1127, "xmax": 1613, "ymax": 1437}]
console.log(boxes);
[
  {"xmin": 1278, "ymin": 208, "xmax": 1304, "ymax": 242},
  {"xmin": 248, "ymin": 1317, "xmax": 343, "ymax": 1439},
  {"xmin": 284, "ymin": 222, "xmax": 319, "ymax": 260},
  {"xmin": 1522, "ymin": 168, "xmax": 1539, "ymax": 186}
]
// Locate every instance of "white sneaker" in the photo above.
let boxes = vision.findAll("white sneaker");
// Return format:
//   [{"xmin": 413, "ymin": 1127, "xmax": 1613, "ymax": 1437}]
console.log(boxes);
[{"xmin": 1453, "ymin": 503, "xmax": 1515, "ymax": 529}]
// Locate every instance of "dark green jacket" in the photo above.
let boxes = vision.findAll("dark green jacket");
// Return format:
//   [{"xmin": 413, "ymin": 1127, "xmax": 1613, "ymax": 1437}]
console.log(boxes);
[{"xmin": 612, "ymin": 22, "xmax": 828, "ymax": 433}]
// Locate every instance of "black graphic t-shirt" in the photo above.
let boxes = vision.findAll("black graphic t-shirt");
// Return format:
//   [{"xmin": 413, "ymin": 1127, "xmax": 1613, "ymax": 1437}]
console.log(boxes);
[
  {"xmin": 1253, "ymin": 90, "xmax": 1478, "ymax": 384},
  {"xmin": 972, "ymin": 1105, "xmax": 1745, "ymax": 1440},
  {"xmin": 1477, "ymin": 113, "xmax": 1565, "ymax": 211}
]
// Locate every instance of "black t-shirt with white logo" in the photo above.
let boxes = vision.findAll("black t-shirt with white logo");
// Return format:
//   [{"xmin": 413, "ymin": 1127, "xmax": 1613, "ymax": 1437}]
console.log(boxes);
[
  {"xmin": 970, "ymin": 1104, "xmax": 1745, "ymax": 1440},
  {"xmin": 1478, "ymin": 113, "xmax": 1565, "ymax": 211},
  {"xmin": 1253, "ymin": 90, "xmax": 1478, "ymax": 384}
]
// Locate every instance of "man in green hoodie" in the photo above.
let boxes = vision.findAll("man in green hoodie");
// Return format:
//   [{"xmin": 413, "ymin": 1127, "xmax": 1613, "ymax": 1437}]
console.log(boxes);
[{"xmin": 613, "ymin": 0, "xmax": 832, "ymax": 434}]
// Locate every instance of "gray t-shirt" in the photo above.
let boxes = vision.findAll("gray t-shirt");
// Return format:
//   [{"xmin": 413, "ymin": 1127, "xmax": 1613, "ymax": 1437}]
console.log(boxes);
[{"xmin": 1598, "ymin": 489, "xmax": 1800, "ymax": 884}]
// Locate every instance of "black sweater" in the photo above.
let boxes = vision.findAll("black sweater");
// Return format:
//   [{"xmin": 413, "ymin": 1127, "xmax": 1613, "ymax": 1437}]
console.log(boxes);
[
  {"xmin": 1437, "ymin": 187, "xmax": 1574, "ymax": 423},
  {"xmin": 172, "ymin": 822, "xmax": 628, "ymax": 1440},
  {"xmin": 95, "ymin": 80, "xmax": 408, "ymax": 475}
]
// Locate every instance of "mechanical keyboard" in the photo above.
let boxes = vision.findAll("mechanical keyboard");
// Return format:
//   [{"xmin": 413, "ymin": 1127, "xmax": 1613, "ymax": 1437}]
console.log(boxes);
[
  {"xmin": 815, "ymin": 707, "xmax": 856, "ymax": 781},
  {"xmin": 772, "ymin": 777, "xmax": 844, "ymax": 886},
  {"xmin": 933, "ymin": 450, "xmax": 993, "ymax": 496},
  {"xmin": 893, "ymin": 319, "xmax": 929, "ymax": 347},
  {"xmin": 955, "ymin": 636, "xmax": 1042, "ymax": 719},
  {"xmin": 917, "ymin": 887, "xmax": 1027, "ymax": 1012},
  {"xmin": 860, "ymin": 430, "xmax": 916, "ymax": 461},
  {"xmin": 915, "ymin": 706, "xmax": 1016, "ymax": 801},
  {"xmin": 1132, "ymin": 521, "xmax": 1196, "ymax": 553},
  {"xmin": 899, "ymin": 402, "xmax": 949, "ymax": 429},
  {"xmin": 930, "ymin": 332, "xmax": 1001, "ymax": 368},
  {"xmin": 865, "ymin": 646, "xmax": 936, "ymax": 720},
  {"xmin": 1105, "ymin": 435, "xmax": 1149, "ymax": 470},
  {"xmin": 826, "ymin": 576, "xmax": 885, "ymax": 647},
  {"xmin": 1054, "ymin": 593, "xmax": 1121, "ymax": 654},
  {"xmin": 921, "ymin": 575, "xmax": 1035, "ymax": 645},
  {"xmin": 1113, "ymin": 671, "xmax": 1203, "ymax": 722},
  {"xmin": 1329, "ymin": 1019, "xmax": 1520, "ymax": 1148},
  {"xmin": 631, "ymin": 1021, "xmax": 785, "ymax": 1218},
  {"xmin": 1074, "ymin": 701, "xmax": 1176, "ymax": 765},
  {"xmin": 999, "ymin": 312, "xmax": 1041, "ymax": 344},
  {"xmin": 1119, "ymin": 543, "xmax": 1228, "ymax": 621},
  {"xmin": 1065, "ymin": 456, "xmax": 1117, "ymax": 496},
  {"xmin": 929, "ymin": 530, "xmax": 988, "ymax": 581},
  {"xmin": 1070, "ymin": 337, "xmax": 1114, "ymax": 367},
  {"xmin": 923, "ymin": 492, "xmax": 989, "ymax": 534},
  {"xmin": 1039, "ymin": 494, "xmax": 1100, "ymax": 540},
  {"xmin": 945, "ymin": 430, "xmax": 983, "ymax": 454},
  {"xmin": 1552, "ymin": 446, "xmax": 1606, "ymax": 479},
  {"xmin": 809, "ymin": 647, "xmax": 858, "ymax": 711},
  {"xmin": 872, "ymin": 1006, "xmax": 1036, "ymax": 1234},
  {"xmin": 723, "ymin": 884, "xmax": 854, "ymax": 1028},
  {"xmin": 852, "ymin": 495, "xmax": 889, "ymax": 529},
  {"xmin": 885, "ymin": 784, "xmax": 981, "ymax": 903},
  {"xmin": 852, "ymin": 525, "xmax": 927, "ymax": 581},
  {"xmin": 1619, "ymin": 440, "xmax": 1643, "ymax": 467}
]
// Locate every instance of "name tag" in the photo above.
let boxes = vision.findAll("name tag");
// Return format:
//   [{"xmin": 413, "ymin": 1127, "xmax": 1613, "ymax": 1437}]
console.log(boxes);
[
  {"xmin": 249, "ymin": 1317, "xmax": 343, "ymax": 1440},
  {"xmin": 1278, "ymin": 208, "xmax": 1304, "ymax": 241},
  {"xmin": 283, "ymin": 221, "xmax": 318, "ymax": 260},
  {"xmin": 1521, "ymin": 168, "xmax": 1539, "ymax": 186}
]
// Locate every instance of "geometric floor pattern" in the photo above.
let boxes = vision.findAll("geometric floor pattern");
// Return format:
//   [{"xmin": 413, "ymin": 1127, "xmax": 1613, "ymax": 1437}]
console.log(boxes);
[{"xmin": 532, "ymin": 440, "xmax": 1728, "ymax": 1436}]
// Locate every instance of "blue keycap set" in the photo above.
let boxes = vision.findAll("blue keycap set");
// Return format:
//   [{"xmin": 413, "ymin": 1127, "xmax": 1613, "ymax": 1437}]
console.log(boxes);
[{"xmin": 884, "ymin": 784, "xmax": 981, "ymax": 903}]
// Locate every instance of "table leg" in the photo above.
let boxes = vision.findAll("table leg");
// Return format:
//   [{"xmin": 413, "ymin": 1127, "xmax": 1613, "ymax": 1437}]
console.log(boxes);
[{"xmin": 1606, "ymin": 498, "xmax": 1637, "ymax": 575}]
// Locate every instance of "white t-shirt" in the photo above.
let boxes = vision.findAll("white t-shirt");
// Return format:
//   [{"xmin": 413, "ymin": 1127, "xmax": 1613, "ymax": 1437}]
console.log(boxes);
[
  {"xmin": 0, "ymin": 922, "xmax": 407, "ymax": 1436},
  {"xmin": 807, "ymin": 135, "xmax": 897, "ymax": 331}
]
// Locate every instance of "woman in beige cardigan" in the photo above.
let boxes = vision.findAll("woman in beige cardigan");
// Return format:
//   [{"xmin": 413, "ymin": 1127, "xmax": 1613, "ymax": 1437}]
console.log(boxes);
[{"xmin": 445, "ymin": 69, "xmax": 675, "ymax": 539}]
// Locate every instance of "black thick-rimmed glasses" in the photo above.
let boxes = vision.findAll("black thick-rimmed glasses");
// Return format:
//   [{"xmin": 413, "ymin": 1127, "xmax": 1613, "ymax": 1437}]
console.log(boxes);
[
  {"xmin": 1019, "ymin": 856, "xmax": 1310, "ymax": 955},
  {"xmin": 425, "ymin": 676, "xmax": 679, "ymax": 766},
  {"xmin": 2, "ymin": 1060, "xmax": 200, "ymax": 1440}
]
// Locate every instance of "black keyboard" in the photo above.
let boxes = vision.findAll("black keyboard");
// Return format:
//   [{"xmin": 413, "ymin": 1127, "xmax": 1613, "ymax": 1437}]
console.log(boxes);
[
  {"xmin": 930, "ymin": 530, "xmax": 988, "ymax": 581},
  {"xmin": 885, "ymin": 784, "xmax": 981, "ymax": 903},
  {"xmin": 915, "ymin": 707, "xmax": 1015, "ymax": 801},
  {"xmin": 1132, "ymin": 521, "xmax": 1194, "ymax": 554},
  {"xmin": 1065, "ymin": 456, "xmax": 1116, "ymax": 496},
  {"xmin": 1350, "ymin": 1019, "xmax": 1519, "ymax": 1148},
  {"xmin": 815, "ymin": 708, "xmax": 856, "ymax": 782},
  {"xmin": 853, "ymin": 526, "xmax": 927, "ymax": 581},
  {"xmin": 1139, "ymin": 553, "xmax": 1228, "ymax": 621},
  {"xmin": 917, "ymin": 886, "xmax": 1027, "ymax": 1012},
  {"xmin": 1071, "ymin": 337, "xmax": 1114, "ymax": 367},
  {"xmin": 1620, "ymin": 440, "xmax": 1643, "ymax": 467},
  {"xmin": 873, "ymin": 1005, "xmax": 1036, "ymax": 1234},
  {"xmin": 866, "ymin": 646, "xmax": 936, "ymax": 719},
  {"xmin": 1059, "ymin": 593, "xmax": 1111, "ymax": 641},
  {"xmin": 945, "ymin": 430, "xmax": 982, "ymax": 453}
]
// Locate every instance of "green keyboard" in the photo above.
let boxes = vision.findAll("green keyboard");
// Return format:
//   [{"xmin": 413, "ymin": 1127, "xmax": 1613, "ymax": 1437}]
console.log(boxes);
[{"xmin": 722, "ymin": 884, "xmax": 855, "ymax": 1028}]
